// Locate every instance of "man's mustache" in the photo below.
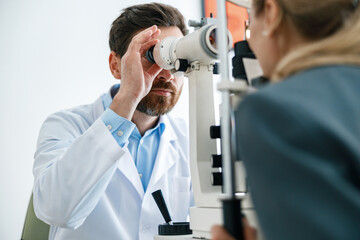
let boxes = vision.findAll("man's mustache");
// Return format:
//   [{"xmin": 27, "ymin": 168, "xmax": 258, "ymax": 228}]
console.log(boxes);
[{"xmin": 151, "ymin": 81, "xmax": 176, "ymax": 93}]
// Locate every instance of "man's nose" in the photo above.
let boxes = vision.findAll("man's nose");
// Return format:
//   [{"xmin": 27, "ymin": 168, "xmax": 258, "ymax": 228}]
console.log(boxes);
[{"xmin": 156, "ymin": 69, "xmax": 174, "ymax": 82}]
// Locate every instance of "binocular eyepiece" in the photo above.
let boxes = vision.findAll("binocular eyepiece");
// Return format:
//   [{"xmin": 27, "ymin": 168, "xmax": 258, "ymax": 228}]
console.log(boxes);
[
  {"xmin": 145, "ymin": 46, "xmax": 156, "ymax": 64},
  {"xmin": 142, "ymin": 24, "xmax": 232, "ymax": 71}
]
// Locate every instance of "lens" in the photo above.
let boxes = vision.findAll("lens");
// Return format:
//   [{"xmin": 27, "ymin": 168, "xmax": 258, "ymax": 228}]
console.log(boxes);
[
  {"xmin": 209, "ymin": 28, "xmax": 231, "ymax": 50},
  {"xmin": 202, "ymin": 24, "xmax": 232, "ymax": 59},
  {"xmin": 145, "ymin": 46, "xmax": 156, "ymax": 64},
  {"xmin": 209, "ymin": 29, "xmax": 217, "ymax": 50}
]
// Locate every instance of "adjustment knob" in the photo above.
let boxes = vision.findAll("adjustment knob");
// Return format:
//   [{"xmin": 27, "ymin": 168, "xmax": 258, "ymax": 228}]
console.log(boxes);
[
  {"xmin": 174, "ymin": 59, "xmax": 188, "ymax": 72},
  {"xmin": 211, "ymin": 172, "xmax": 223, "ymax": 186},
  {"xmin": 210, "ymin": 125, "xmax": 221, "ymax": 139},
  {"xmin": 213, "ymin": 62, "xmax": 219, "ymax": 75},
  {"xmin": 211, "ymin": 154, "xmax": 222, "ymax": 168}
]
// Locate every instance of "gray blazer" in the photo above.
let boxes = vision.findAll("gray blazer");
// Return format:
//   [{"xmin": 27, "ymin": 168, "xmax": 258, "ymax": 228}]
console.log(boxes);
[{"xmin": 236, "ymin": 65, "xmax": 360, "ymax": 240}]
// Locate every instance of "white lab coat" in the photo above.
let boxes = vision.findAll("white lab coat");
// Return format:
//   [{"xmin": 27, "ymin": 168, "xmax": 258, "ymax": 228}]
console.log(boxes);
[{"xmin": 33, "ymin": 94, "xmax": 192, "ymax": 240}]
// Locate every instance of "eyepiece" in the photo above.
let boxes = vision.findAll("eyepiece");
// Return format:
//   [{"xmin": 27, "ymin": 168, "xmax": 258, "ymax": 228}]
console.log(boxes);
[{"xmin": 145, "ymin": 46, "xmax": 156, "ymax": 64}]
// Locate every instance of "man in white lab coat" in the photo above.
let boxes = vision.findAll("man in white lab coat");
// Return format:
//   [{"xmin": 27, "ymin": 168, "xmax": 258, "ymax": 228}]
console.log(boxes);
[{"xmin": 32, "ymin": 3, "xmax": 192, "ymax": 240}]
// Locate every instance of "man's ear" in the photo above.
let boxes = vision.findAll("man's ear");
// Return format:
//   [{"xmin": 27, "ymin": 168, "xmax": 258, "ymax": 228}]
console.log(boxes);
[
  {"xmin": 264, "ymin": 0, "xmax": 283, "ymax": 37},
  {"xmin": 109, "ymin": 51, "xmax": 121, "ymax": 79}
]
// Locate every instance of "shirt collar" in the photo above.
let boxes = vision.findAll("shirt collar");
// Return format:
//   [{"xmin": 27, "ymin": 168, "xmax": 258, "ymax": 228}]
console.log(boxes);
[
  {"xmin": 156, "ymin": 116, "xmax": 166, "ymax": 136},
  {"xmin": 102, "ymin": 84, "xmax": 119, "ymax": 110},
  {"xmin": 134, "ymin": 115, "xmax": 166, "ymax": 139}
]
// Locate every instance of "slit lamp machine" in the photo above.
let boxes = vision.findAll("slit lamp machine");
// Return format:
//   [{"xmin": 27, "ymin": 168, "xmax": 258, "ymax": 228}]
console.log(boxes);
[{"xmin": 147, "ymin": 0, "xmax": 265, "ymax": 239}]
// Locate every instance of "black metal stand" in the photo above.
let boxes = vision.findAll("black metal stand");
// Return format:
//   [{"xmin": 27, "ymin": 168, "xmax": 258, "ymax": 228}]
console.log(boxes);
[{"xmin": 222, "ymin": 198, "xmax": 244, "ymax": 240}]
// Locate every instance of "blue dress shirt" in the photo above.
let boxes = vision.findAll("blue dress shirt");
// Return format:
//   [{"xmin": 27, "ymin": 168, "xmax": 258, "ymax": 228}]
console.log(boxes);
[{"xmin": 101, "ymin": 84, "xmax": 165, "ymax": 191}]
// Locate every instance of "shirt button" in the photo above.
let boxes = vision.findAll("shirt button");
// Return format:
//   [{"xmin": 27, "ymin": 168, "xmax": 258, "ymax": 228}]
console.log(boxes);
[
  {"xmin": 140, "ymin": 139, "xmax": 144, "ymax": 144},
  {"xmin": 107, "ymin": 125, "xmax": 112, "ymax": 130},
  {"xmin": 139, "ymin": 173, "xmax": 143, "ymax": 178},
  {"xmin": 117, "ymin": 130, "xmax": 123, "ymax": 136}
]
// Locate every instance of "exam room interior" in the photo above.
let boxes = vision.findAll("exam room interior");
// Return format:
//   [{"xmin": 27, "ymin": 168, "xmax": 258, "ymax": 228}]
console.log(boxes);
[{"xmin": 0, "ymin": 0, "xmax": 201, "ymax": 239}]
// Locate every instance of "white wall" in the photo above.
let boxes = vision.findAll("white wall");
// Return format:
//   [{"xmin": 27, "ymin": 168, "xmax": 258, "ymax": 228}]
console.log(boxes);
[{"xmin": 0, "ymin": 0, "xmax": 201, "ymax": 239}]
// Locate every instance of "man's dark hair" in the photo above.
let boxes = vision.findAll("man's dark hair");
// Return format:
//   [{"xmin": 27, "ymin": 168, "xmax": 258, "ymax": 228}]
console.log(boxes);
[{"xmin": 109, "ymin": 3, "xmax": 187, "ymax": 57}]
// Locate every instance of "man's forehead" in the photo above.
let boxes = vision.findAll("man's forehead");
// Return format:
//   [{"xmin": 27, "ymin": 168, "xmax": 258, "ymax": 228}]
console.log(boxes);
[
  {"xmin": 132, "ymin": 26, "xmax": 183, "ymax": 39},
  {"xmin": 158, "ymin": 26, "xmax": 184, "ymax": 39}
]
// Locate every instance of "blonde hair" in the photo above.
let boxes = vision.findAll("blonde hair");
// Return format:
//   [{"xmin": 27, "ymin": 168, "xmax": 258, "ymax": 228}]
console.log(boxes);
[{"xmin": 253, "ymin": 0, "xmax": 360, "ymax": 81}]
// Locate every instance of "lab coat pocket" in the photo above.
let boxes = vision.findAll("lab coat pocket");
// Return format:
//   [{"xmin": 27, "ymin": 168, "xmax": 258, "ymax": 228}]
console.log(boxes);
[{"xmin": 172, "ymin": 177, "xmax": 191, "ymax": 221}]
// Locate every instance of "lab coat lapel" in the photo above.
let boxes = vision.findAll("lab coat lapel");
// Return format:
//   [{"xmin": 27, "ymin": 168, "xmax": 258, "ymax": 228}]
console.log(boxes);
[
  {"xmin": 117, "ymin": 149, "xmax": 145, "ymax": 198},
  {"xmin": 94, "ymin": 94, "xmax": 145, "ymax": 197},
  {"xmin": 147, "ymin": 116, "xmax": 178, "ymax": 191}
]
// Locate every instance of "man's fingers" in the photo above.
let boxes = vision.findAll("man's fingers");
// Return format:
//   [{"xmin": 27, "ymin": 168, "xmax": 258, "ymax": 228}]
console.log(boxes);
[
  {"xmin": 150, "ymin": 28, "xmax": 161, "ymax": 40},
  {"xmin": 128, "ymin": 31, "xmax": 152, "ymax": 52},
  {"xmin": 128, "ymin": 26, "xmax": 159, "ymax": 52},
  {"xmin": 140, "ymin": 39, "xmax": 160, "ymax": 55},
  {"xmin": 145, "ymin": 25, "xmax": 158, "ymax": 33}
]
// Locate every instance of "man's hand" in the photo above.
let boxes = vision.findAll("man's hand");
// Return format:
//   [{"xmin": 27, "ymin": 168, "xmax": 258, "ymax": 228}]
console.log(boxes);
[
  {"xmin": 211, "ymin": 217, "xmax": 257, "ymax": 240},
  {"xmin": 110, "ymin": 25, "xmax": 163, "ymax": 120}
]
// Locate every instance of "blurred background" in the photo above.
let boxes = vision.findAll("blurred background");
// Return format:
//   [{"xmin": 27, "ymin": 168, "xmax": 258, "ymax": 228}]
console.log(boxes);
[{"xmin": 0, "ymin": 0, "xmax": 202, "ymax": 239}]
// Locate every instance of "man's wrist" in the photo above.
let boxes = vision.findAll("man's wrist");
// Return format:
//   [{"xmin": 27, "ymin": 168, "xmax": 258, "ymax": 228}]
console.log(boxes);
[{"xmin": 110, "ymin": 93, "xmax": 139, "ymax": 120}]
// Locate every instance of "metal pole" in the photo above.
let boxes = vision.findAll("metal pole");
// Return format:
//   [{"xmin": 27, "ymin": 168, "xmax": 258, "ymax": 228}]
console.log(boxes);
[
  {"xmin": 217, "ymin": 1, "xmax": 244, "ymax": 239},
  {"xmin": 216, "ymin": 0, "xmax": 235, "ymax": 198}
]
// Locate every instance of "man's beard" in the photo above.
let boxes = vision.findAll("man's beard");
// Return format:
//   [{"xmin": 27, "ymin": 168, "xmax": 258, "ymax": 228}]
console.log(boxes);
[{"xmin": 136, "ymin": 81, "xmax": 182, "ymax": 116}]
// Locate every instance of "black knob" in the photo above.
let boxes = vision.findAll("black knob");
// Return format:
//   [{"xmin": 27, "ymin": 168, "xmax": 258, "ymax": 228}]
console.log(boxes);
[
  {"xmin": 213, "ymin": 62, "xmax": 219, "ymax": 75},
  {"xmin": 152, "ymin": 190, "xmax": 172, "ymax": 224},
  {"xmin": 211, "ymin": 154, "xmax": 222, "ymax": 168},
  {"xmin": 175, "ymin": 59, "xmax": 188, "ymax": 72},
  {"xmin": 210, "ymin": 125, "xmax": 221, "ymax": 139},
  {"xmin": 211, "ymin": 172, "xmax": 223, "ymax": 186}
]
